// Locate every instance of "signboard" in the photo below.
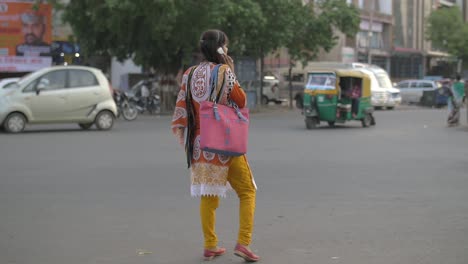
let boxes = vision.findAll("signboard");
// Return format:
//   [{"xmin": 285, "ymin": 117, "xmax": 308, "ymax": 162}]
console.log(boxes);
[
  {"xmin": 0, "ymin": 1, "xmax": 52, "ymax": 72},
  {"xmin": 0, "ymin": 55, "xmax": 51, "ymax": 72},
  {"xmin": 342, "ymin": 47, "xmax": 355, "ymax": 63}
]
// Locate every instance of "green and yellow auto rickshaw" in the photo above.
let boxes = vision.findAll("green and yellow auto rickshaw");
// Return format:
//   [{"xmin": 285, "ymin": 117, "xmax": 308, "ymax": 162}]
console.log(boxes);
[{"xmin": 302, "ymin": 69, "xmax": 376, "ymax": 129}]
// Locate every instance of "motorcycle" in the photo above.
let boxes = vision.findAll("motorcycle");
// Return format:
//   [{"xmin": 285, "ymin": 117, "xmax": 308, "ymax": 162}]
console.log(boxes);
[
  {"xmin": 146, "ymin": 93, "xmax": 161, "ymax": 114},
  {"xmin": 113, "ymin": 90, "xmax": 138, "ymax": 121},
  {"xmin": 134, "ymin": 92, "xmax": 161, "ymax": 115}
]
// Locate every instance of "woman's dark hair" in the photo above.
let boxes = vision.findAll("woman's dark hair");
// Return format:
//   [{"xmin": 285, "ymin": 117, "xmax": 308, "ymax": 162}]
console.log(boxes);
[{"xmin": 199, "ymin": 29, "xmax": 229, "ymax": 65}]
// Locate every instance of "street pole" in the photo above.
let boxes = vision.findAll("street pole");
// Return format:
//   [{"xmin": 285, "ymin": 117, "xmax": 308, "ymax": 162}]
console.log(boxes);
[{"xmin": 367, "ymin": 0, "xmax": 374, "ymax": 64}]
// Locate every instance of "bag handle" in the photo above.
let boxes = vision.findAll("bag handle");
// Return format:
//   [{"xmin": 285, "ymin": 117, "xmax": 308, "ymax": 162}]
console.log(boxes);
[
  {"xmin": 209, "ymin": 64, "xmax": 223, "ymax": 102},
  {"xmin": 208, "ymin": 64, "xmax": 248, "ymax": 122}
]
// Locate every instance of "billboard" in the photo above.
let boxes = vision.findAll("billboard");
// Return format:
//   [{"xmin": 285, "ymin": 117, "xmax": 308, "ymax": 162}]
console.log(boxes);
[{"xmin": 0, "ymin": 1, "xmax": 52, "ymax": 72}]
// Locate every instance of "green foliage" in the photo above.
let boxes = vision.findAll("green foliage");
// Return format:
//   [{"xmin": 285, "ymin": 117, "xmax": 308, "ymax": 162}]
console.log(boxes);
[
  {"xmin": 62, "ymin": 0, "xmax": 265, "ymax": 73},
  {"xmin": 426, "ymin": 6, "xmax": 468, "ymax": 60},
  {"xmin": 59, "ymin": 0, "xmax": 359, "ymax": 74},
  {"xmin": 286, "ymin": 0, "xmax": 360, "ymax": 67}
]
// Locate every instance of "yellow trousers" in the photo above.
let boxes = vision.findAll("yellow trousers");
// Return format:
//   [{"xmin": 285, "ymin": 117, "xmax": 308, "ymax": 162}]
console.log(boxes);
[{"xmin": 200, "ymin": 155, "xmax": 256, "ymax": 248}]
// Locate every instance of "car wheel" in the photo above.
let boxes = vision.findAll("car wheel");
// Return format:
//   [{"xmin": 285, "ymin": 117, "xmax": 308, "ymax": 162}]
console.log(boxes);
[
  {"xmin": 261, "ymin": 96, "xmax": 269, "ymax": 105},
  {"xmin": 361, "ymin": 113, "xmax": 372, "ymax": 128},
  {"xmin": 79, "ymin": 123, "xmax": 93, "ymax": 130},
  {"xmin": 95, "ymin": 111, "xmax": 115, "ymax": 131},
  {"xmin": 386, "ymin": 106, "xmax": 394, "ymax": 110},
  {"xmin": 3, "ymin": 113, "xmax": 27, "ymax": 133}
]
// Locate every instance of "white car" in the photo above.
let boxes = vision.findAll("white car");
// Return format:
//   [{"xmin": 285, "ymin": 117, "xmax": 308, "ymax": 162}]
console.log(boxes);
[
  {"xmin": 0, "ymin": 66, "xmax": 117, "ymax": 133},
  {"xmin": 387, "ymin": 86, "xmax": 402, "ymax": 108},
  {"xmin": 371, "ymin": 68, "xmax": 402, "ymax": 108},
  {"xmin": 358, "ymin": 68, "xmax": 401, "ymax": 109},
  {"xmin": 396, "ymin": 79, "xmax": 445, "ymax": 106},
  {"xmin": 240, "ymin": 76, "xmax": 284, "ymax": 105}
]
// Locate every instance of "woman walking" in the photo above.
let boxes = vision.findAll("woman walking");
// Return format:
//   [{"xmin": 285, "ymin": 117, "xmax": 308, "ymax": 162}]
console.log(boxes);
[
  {"xmin": 446, "ymin": 75, "xmax": 465, "ymax": 126},
  {"xmin": 171, "ymin": 29, "xmax": 259, "ymax": 262}
]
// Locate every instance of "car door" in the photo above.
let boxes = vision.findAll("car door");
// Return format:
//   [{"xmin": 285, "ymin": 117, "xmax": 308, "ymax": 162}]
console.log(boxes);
[
  {"xmin": 397, "ymin": 81, "xmax": 410, "ymax": 103},
  {"xmin": 416, "ymin": 81, "xmax": 434, "ymax": 103},
  {"xmin": 21, "ymin": 70, "xmax": 68, "ymax": 122},
  {"xmin": 408, "ymin": 81, "xmax": 420, "ymax": 103},
  {"xmin": 65, "ymin": 69, "xmax": 104, "ymax": 120}
]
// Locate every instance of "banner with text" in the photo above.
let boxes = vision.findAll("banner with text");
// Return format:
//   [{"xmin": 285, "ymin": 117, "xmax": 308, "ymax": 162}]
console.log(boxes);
[{"xmin": 0, "ymin": 1, "xmax": 52, "ymax": 72}]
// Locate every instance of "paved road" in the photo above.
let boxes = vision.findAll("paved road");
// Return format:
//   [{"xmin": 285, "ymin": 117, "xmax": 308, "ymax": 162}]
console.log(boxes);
[{"xmin": 1, "ymin": 108, "xmax": 467, "ymax": 264}]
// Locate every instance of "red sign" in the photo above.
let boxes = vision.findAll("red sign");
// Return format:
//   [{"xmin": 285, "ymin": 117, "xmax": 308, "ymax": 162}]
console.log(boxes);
[{"xmin": 0, "ymin": 1, "xmax": 52, "ymax": 72}]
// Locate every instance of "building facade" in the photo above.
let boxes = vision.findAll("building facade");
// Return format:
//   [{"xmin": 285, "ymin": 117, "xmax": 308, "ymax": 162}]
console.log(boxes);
[
  {"xmin": 264, "ymin": 0, "xmax": 468, "ymax": 83},
  {"xmin": 354, "ymin": 0, "xmax": 393, "ymax": 72}
]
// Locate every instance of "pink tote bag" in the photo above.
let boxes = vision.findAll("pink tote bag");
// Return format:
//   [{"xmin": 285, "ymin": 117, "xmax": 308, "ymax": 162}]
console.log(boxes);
[
  {"xmin": 199, "ymin": 65, "xmax": 249, "ymax": 156},
  {"xmin": 200, "ymin": 101, "xmax": 249, "ymax": 156}
]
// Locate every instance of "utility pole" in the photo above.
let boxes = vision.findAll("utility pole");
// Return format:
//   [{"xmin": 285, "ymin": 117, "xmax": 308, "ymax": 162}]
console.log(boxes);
[{"xmin": 367, "ymin": 0, "xmax": 374, "ymax": 64}]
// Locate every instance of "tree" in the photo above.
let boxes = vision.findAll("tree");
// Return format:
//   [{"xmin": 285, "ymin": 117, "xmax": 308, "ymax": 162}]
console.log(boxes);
[
  {"xmin": 426, "ymin": 6, "xmax": 468, "ymax": 69},
  {"xmin": 61, "ymin": 0, "xmax": 263, "ymax": 75},
  {"xmin": 55, "ymin": 0, "xmax": 358, "ymax": 110},
  {"xmin": 234, "ymin": 0, "xmax": 302, "ymax": 105},
  {"xmin": 284, "ymin": 0, "xmax": 360, "ymax": 108}
]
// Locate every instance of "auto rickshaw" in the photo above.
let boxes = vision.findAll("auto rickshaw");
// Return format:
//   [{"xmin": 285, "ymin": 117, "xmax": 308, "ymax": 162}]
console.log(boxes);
[{"xmin": 302, "ymin": 69, "xmax": 376, "ymax": 129}]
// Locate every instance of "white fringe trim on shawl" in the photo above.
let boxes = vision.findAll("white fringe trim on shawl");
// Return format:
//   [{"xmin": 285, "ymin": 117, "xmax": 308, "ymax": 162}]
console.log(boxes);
[{"xmin": 191, "ymin": 183, "xmax": 232, "ymax": 198}]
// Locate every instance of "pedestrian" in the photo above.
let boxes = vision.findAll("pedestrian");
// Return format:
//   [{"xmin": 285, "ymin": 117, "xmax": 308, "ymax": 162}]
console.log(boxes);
[
  {"xmin": 465, "ymin": 80, "xmax": 468, "ymax": 124},
  {"xmin": 171, "ymin": 29, "xmax": 260, "ymax": 262},
  {"xmin": 447, "ymin": 74, "xmax": 465, "ymax": 126},
  {"xmin": 140, "ymin": 80, "xmax": 150, "ymax": 109}
]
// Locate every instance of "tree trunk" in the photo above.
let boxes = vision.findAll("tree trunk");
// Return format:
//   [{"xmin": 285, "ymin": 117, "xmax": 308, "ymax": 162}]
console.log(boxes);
[
  {"xmin": 457, "ymin": 58, "xmax": 463, "ymax": 74},
  {"xmin": 259, "ymin": 49, "xmax": 264, "ymax": 108},
  {"xmin": 288, "ymin": 61, "xmax": 293, "ymax": 109}
]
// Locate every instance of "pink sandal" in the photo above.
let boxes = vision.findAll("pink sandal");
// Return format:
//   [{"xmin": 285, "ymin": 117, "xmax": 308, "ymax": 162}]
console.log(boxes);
[
  {"xmin": 234, "ymin": 243, "xmax": 260, "ymax": 262},
  {"xmin": 203, "ymin": 247, "xmax": 226, "ymax": 261}
]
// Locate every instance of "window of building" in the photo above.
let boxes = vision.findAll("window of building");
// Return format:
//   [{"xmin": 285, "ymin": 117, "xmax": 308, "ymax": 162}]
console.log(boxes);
[{"xmin": 357, "ymin": 31, "xmax": 383, "ymax": 49}]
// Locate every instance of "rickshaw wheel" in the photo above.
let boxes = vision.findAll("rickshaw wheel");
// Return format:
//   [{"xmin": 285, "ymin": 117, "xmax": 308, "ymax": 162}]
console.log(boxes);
[
  {"xmin": 328, "ymin": 121, "xmax": 335, "ymax": 127},
  {"xmin": 306, "ymin": 117, "xmax": 318, "ymax": 129},
  {"xmin": 361, "ymin": 113, "xmax": 372, "ymax": 127}
]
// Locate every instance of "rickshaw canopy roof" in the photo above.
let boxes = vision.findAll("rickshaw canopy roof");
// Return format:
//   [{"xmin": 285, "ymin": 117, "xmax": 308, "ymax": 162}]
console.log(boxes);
[
  {"xmin": 308, "ymin": 69, "xmax": 371, "ymax": 80},
  {"xmin": 306, "ymin": 68, "xmax": 372, "ymax": 97}
]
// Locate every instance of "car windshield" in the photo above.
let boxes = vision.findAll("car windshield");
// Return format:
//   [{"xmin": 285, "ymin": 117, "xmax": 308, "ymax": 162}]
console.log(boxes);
[
  {"xmin": 305, "ymin": 73, "xmax": 336, "ymax": 90},
  {"xmin": 375, "ymin": 73, "xmax": 393, "ymax": 89},
  {"xmin": 16, "ymin": 72, "xmax": 35, "ymax": 85}
]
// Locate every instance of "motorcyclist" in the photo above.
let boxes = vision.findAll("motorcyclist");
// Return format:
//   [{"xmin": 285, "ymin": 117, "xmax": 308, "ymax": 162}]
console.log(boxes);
[{"xmin": 140, "ymin": 80, "xmax": 151, "ymax": 109}]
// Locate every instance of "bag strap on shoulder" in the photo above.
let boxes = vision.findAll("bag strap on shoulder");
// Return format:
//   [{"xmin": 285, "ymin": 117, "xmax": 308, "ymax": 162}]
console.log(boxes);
[{"xmin": 209, "ymin": 64, "xmax": 227, "ymax": 103}]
